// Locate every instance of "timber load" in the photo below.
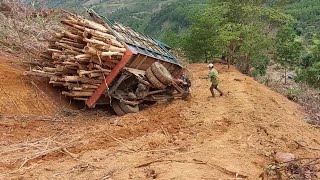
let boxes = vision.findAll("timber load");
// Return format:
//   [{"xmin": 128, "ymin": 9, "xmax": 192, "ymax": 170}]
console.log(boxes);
[{"xmin": 25, "ymin": 12, "xmax": 126, "ymax": 101}]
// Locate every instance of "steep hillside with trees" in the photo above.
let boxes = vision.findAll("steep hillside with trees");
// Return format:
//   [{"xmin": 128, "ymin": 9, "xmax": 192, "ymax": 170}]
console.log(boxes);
[{"xmin": 24, "ymin": 0, "xmax": 175, "ymax": 33}]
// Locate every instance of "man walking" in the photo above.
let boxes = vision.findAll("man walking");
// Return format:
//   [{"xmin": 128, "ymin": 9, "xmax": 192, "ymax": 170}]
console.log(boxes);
[{"xmin": 208, "ymin": 63, "xmax": 223, "ymax": 97}]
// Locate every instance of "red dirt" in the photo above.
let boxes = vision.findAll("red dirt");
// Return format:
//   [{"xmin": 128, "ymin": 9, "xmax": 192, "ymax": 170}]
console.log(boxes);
[
  {"xmin": 0, "ymin": 56, "xmax": 320, "ymax": 179},
  {"xmin": 0, "ymin": 52, "xmax": 57, "ymax": 116}
]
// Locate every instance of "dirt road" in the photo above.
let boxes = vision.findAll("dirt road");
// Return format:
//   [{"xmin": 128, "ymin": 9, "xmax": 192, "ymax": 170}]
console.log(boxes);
[{"xmin": 1, "ymin": 55, "xmax": 320, "ymax": 179}]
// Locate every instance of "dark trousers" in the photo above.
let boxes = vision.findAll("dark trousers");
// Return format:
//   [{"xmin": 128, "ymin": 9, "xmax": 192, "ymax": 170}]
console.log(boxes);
[{"xmin": 210, "ymin": 83, "xmax": 223, "ymax": 97}]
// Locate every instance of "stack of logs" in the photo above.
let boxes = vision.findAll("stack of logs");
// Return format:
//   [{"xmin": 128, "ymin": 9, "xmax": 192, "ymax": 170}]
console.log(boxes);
[{"xmin": 27, "ymin": 13, "xmax": 126, "ymax": 101}]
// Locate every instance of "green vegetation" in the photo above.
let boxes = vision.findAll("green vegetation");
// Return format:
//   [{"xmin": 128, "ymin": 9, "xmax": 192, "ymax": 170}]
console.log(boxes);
[
  {"xmin": 180, "ymin": 0, "xmax": 289, "ymax": 75},
  {"xmin": 274, "ymin": 24, "xmax": 302, "ymax": 84},
  {"xmin": 297, "ymin": 36, "xmax": 320, "ymax": 88}
]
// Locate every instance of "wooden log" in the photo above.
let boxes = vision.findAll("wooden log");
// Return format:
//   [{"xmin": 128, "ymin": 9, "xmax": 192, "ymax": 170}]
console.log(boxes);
[
  {"xmin": 68, "ymin": 28, "xmax": 85, "ymax": 37},
  {"xmin": 89, "ymin": 57, "xmax": 102, "ymax": 64},
  {"xmin": 83, "ymin": 46, "xmax": 99, "ymax": 55},
  {"xmin": 49, "ymin": 81, "xmax": 65, "ymax": 87},
  {"xmin": 82, "ymin": 84, "xmax": 99, "ymax": 89},
  {"xmin": 73, "ymin": 97, "xmax": 89, "ymax": 101},
  {"xmin": 62, "ymin": 61, "xmax": 79, "ymax": 67},
  {"xmin": 89, "ymin": 72, "xmax": 105, "ymax": 78},
  {"xmin": 63, "ymin": 30, "xmax": 83, "ymax": 41},
  {"xmin": 96, "ymin": 44, "xmax": 126, "ymax": 53},
  {"xmin": 54, "ymin": 32, "xmax": 64, "ymax": 39},
  {"xmin": 43, "ymin": 67, "xmax": 58, "ymax": 73},
  {"xmin": 63, "ymin": 83, "xmax": 100, "ymax": 89},
  {"xmin": 83, "ymin": 38, "xmax": 109, "ymax": 47},
  {"xmin": 60, "ymin": 82, "xmax": 80, "ymax": 88},
  {"xmin": 61, "ymin": 37, "xmax": 78, "ymax": 43},
  {"xmin": 61, "ymin": 19, "xmax": 86, "ymax": 31},
  {"xmin": 94, "ymin": 64, "xmax": 111, "ymax": 72},
  {"xmin": 55, "ymin": 42, "xmax": 84, "ymax": 53},
  {"xmin": 82, "ymin": 79, "xmax": 104, "ymax": 84},
  {"xmin": 84, "ymin": 30, "xmax": 122, "ymax": 46},
  {"xmin": 59, "ymin": 39, "xmax": 86, "ymax": 49},
  {"xmin": 105, "ymin": 39, "xmax": 124, "ymax": 48},
  {"xmin": 101, "ymin": 61, "xmax": 116, "ymax": 69},
  {"xmin": 62, "ymin": 61, "xmax": 87, "ymax": 70},
  {"xmin": 64, "ymin": 49, "xmax": 82, "ymax": 55},
  {"xmin": 101, "ymin": 51, "xmax": 124, "ymax": 57},
  {"xmin": 69, "ymin": 87, "xmax": 97, "ymax": 91},
  {"xmin": 52, "ymin": 53, "xmax": 73, "ymax": 61},
  {"xmin": 62, "ymin": 76, "xmax": 103, "ymax": 84},
  {"xmin": 88, "ymin": 57, "xmax": 117, "ymax": 68},
  {"xmin": 75, "ymin": 54, "xmax": 92, "ymax": 61},
  {"xmin": 65, "ymin": 16, "xmax": 108, "ymax": 33},
  {"xmin": 86, "ymin": 42, "xmax": 125, "ymax": 55},
  {"xmin": 84, "ymin": 46, "xmax": 124, "ymax": 57},
  {"xmin": 78, "ymin": 69, "xmax": 110, "ymax": 76},
  {"xmin": 24, "ymin": 71, "xmax": 53, "ymax": 78},
  {"xmin": 81, "ymin": 19, "xmax": 108, "ymax": 33},
  {"xmin": 69, "ymin": 87, "xmax": 83, "ymax": 91},
  {"xmin": 47, "ymin": 48, "xmax": 63, "ymax": 53},
  {"xmin": 62, "ymin": 91, "xmax": 94, "ymax": 97},
  {"xmin": 87, "ymin": 63, "xmax": 95, "ymax": 70},
  {"xmin": 65, "ymin": 65, "xmax": 80, "ymax": 70},
  {"xmin": 102, "ymin": 58, "xmax": 120, "ymax": 64},
  {"xmin": 83, "ymin": 29, "xmax": 116, "ymax": 40},
  {"xmin": 40, "ymin": 53, "xmax": 52, "ymax": 60},
  {"xmin": 55, "ymin": 65, "xmax": 78, "ymax": 74},
  {"xmin": 47, "ymin": 37, "xmax": 61, "ymax": 43},
  {"xmin": 42, "ymin": 50, "xmax": 53, "ymax": 56},
  {"xmin": 63, "ymin": 76, "xmax": 82, "ymax": 82},
  {"xmin": 33, "ymin": 69, "xmax": 62, "ymax": 76},
  {"xmin": 84, "ymin": 32, "xmax": 123, "ymax": 48}
]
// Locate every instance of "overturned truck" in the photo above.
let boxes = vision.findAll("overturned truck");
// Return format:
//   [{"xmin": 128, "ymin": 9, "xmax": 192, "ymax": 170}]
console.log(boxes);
[{"xmin": 28, "ymin": 9, "xmax": 191, "ymax": 116}]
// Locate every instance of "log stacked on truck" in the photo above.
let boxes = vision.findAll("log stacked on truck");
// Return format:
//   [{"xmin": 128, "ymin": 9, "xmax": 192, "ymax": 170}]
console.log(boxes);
[{"xmin": 26, "ymin": 13, "xmax": 126, "ymax": 101}]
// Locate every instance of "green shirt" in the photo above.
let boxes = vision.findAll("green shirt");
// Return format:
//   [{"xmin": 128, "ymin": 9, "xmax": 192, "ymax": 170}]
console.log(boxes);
[{"xmin": 209, "ymin": 68, "xmax": 219, "ymax": 85}]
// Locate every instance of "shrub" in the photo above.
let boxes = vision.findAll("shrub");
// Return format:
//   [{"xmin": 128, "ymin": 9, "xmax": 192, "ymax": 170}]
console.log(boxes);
[{"xmin": 297, "ymin": 62, "xmax": 320, "ymax": 88}]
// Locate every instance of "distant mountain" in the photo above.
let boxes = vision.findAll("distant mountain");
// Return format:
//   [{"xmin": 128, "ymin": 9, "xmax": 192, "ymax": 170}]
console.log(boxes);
[
  {"xmin": 270, "ymin": 0, "xmax": 320, "ymax": 38},
  {"xmin": 23, "ymin": 0, "xmax": 206, "ymax": 38},
  {"xmin": 23, "ymin": 0, "xmax": 319, "ymax": 43},
  {"xmin": 24, "ymin": 0, "xmax": 173, "ymax": 33}
]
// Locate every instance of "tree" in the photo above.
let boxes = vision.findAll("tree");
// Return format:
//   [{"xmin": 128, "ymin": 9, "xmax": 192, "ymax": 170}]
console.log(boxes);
[
  {"xmin": 181, "ymin": 0, "xmax": 291, "ymax": 71},
  {"xmin": 297, "ymin": 34, "xmax": 320, "ymax": 88},
  {"xmin": 161, "ymin": 30, "xmax": 180, "ymax": 48},
  {"xmin": 274, "ymin": 24, "xmax": 302, "ymax": 84},
  {"xmin": 297, "ymin": 62, "xmax": 320, "ymax": 88},
  {"xmin": 181, "ymin": 7, "xmax": 224, "ymax": 62}
]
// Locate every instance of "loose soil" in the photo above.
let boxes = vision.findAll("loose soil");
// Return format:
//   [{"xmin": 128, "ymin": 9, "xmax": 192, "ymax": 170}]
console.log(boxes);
[{"xmin": 0, "ymin": 54, "xmax": 320, "ymax": 179}]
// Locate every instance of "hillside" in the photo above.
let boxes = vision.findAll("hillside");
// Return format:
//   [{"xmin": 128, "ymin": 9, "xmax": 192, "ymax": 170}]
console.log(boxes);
[
  {"xmin": 26, "ymin": 0, "xmax": 320, "ymax": 41},
  {"xmin": 23, "ymin": 0, "xmax": 176, "ymax": 33},
  {"xmin": 1, "ymin": 54, "xmax": 320, "ymax": 179},
  {"xmin": 270, "ymin": 0, "xmax": 320, "ymax": 40},
  {"xmin": 23, "ymin": 0, "xmax": 206, "ymax": 38}
]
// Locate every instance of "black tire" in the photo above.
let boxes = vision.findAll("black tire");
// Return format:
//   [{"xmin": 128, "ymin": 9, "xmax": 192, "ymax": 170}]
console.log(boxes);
[
  {"xmin": 145, "ymin": 68, "xmax": 166, "ymax": 89},
  {"xmin": 151, "ymin": 62, "xmax": 173, "ymax": 85},
  {"xmin": 111, "ymin": 100, "xmax": 126, "ymax": 116},
  {"xmin": 118, "ymin": 101, "xmax": 139, "ymax": 113}
]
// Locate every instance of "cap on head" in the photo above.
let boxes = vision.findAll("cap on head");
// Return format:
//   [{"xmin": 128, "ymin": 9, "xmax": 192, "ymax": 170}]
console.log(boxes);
[{"xmin": 208, "ymin": 63, "xmax": 214, "ymax": 68}]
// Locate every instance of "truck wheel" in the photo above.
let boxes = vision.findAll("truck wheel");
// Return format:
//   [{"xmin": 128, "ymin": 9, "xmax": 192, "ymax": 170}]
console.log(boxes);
[
  {"xmin": 111, "ymin": 100, "xmax": 126, "ymax": 116},
  {"xmin": 145, "ymin": 68, "xmax": 166, "ymax": 89},
  {"xmin": 151, "ymin": 62, "xmax": 173, "ymax": 85},
  {"xmin": 118, "ymin": 101, "xmax": 139, "ymax": 113}
]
